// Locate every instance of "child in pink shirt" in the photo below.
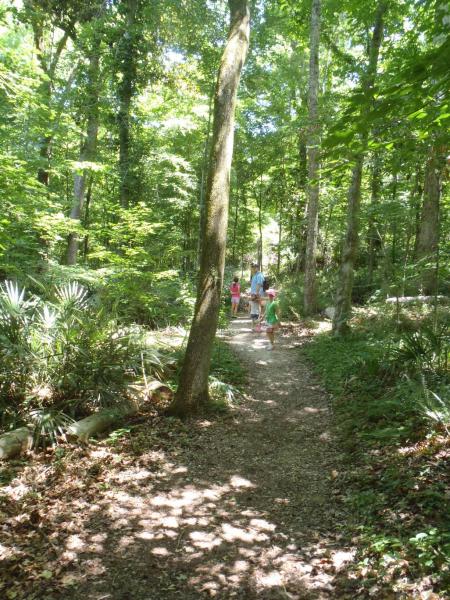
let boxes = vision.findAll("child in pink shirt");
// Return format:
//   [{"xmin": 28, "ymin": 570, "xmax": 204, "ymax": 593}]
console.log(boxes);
[{"xmin": 230, "ymin": 277, "xmax": 241, "ymax": 317}]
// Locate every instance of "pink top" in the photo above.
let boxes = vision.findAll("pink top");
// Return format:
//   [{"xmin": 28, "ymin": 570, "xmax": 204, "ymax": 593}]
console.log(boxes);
[{"xmin": 230, "ymin": 283, "xmax": 241, "ymax": 298}]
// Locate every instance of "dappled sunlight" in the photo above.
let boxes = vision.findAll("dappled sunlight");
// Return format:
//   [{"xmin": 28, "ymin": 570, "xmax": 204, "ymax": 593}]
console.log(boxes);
[
  {"xmin": 0, "ymin": 318, "xmax": 360, "ymax": 599},
  {"xmin": 303, "ymin": 406, "xmax": 327, "ymax": 414},
  {"xmin": 0, "ymin": 440, "xmax": 356, "ymax": 598}
]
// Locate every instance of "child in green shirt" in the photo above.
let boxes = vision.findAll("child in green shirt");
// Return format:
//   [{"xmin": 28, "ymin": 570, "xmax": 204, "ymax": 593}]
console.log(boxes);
[{"xmin": 265, "ymin": 288, "xmax": 280, "ymax": 350}]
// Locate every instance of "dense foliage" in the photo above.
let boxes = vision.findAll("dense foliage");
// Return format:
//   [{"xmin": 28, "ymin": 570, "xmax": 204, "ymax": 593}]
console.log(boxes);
[{"xmin": 0, "ymin": 0, "xmax": 448, "ymax": 320}]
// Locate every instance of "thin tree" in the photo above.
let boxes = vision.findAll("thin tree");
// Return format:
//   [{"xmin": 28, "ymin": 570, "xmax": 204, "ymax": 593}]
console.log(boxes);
[
  {"xmin": 67, "ymin": 18, "xmax": 103, "ymax": 265},
  {"xmin": 303, "ymin": 0, "xmax": 321, "ymax": 315},
  {"xmin": 332, "ymin": 1, "xmax": 388, "ymax": 336},
  {"xmin": 168, "ymin": 0, "xmax": 250, "ymax": 417},
  {"xmin": 117, "ymin": 0, "xmax": 140, "ymax": 209}
]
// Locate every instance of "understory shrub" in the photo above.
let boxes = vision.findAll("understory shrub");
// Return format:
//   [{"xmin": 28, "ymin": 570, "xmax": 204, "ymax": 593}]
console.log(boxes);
[
  {"xmin": 9, "ymin": 264, "xmax": 197, "ymax": 329},
  {"xmin": 99, "ymin": 268, "xmax": 196, "ymax": 327},
  {"xmin": 0, "ymin": 280, "xmax": 165, "ymax": 441}
]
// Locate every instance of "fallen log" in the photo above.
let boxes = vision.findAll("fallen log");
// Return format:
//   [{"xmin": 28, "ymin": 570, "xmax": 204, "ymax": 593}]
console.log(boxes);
[
  {"xmin": 146, "ymin": 380, "xmax": 173, "ymax": 403},
  {"xmin": 386, "ymin": 295, "xmax": 448, "ymax": 304},
  {"xmin": 0, "ymin": 427, "xmax": 32, "ymax": 459},
  {"xmin": 67, "ymin": 407, "xmax": 136, "ymax": 443}
]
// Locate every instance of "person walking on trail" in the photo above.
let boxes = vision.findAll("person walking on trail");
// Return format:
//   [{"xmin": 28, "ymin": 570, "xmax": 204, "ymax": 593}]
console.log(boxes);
[
  {"xmin": 265, "ymin": 288, "xmax": 281, "ymax": 350},
  {"xmin": 250, "ymin": 262, "xmax": 265, "ymax": 316},
  {"xmin": 230, "ymin": 276, "xmax": 241, "ymax": 317}
]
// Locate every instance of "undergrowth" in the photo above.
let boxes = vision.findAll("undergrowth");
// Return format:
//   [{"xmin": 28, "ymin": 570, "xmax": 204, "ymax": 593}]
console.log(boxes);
[
  {"xmin": 304, "ymin": 306, "xmax": 450, "ymax": 597},
  {"xmin": 0, "ymin": 280, "xmax": 166, "ymax": 446}
]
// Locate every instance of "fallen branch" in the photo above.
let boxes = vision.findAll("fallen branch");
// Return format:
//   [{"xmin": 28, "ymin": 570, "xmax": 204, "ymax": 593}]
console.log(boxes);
[{"xmin": 67, "ymin": 407, "xmax": 136, "ymax": 443}]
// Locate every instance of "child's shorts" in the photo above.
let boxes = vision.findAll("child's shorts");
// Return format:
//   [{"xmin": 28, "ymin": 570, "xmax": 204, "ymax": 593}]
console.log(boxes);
[
  {"xmin": 250, "ymin": 313, "xmax": 259, "ymax": 321},
  {"xmin": 266, "ymin": 323, "xmax": 280, "ymax": 333},
  {"xmin": 231, "ymin": 297, "xmax": 240, "ymax": 304}
]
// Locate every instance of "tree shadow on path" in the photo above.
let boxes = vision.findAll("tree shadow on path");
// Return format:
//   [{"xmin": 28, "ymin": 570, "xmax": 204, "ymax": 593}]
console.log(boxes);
[{"xmin": 3, "ymin": 317, "xmax": 360, "ymax": 599}]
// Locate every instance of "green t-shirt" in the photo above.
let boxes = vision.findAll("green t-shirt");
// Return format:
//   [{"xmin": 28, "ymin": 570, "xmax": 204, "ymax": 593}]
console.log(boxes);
[{"xmin": 266, "ymin": 299, "xmax": 280, "ymax": 325}]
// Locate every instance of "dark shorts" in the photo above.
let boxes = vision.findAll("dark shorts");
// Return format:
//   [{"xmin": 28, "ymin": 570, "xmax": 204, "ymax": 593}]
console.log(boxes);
[{"xmin": 250, "ymin": 313, "xmax": 259, "ymax": 321}]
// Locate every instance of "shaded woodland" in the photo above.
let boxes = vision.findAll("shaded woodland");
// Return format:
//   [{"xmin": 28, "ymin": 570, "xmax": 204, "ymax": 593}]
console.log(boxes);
[{"xmin": 0, "ymin": 0, "xmax": 449, "ymax": 598}]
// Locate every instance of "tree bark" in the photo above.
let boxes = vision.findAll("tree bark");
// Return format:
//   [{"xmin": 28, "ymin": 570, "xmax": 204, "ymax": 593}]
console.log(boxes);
[
  {"xmin": 332, "ymin": 1, "xmax": 387, "ymax": 336},
  {"xmin": 303, "ymin": 0, "xmax": 321, "ymax": 316},
  {"xmin": 168, "ymin": 0, "xmax": 250, "ymax": 417},
  {"xmin": 415, "ymin": 144, "xmax": 446, "ymax": 294},
  {"xmin": 66, "ymin": 36, "xmax": 101, "ymax": 265},
  {"xmin": 332, "ymin": 152, "xmax": 365, "ymax": 334},
  {"xmin": 295, "ymin": 134, "xmax": 307, "ymax": 273}
]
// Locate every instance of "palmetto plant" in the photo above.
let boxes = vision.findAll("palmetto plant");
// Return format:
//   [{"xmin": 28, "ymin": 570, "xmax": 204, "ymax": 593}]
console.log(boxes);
[
  {"xmin": 28, "ymin": 408, "xmax": 75, "ymax": 449},
  {"xmin": 0, "ymin": 280, "xmax": 166, "ymax": 446},
  {"xmin": 390, "ymin": 323, "xmax": 449, "ymax": 375}
]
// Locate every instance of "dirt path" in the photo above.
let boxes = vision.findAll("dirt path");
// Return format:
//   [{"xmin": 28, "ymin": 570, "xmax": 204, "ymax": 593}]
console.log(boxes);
[{"xmin": 2, "ymin": 317, "xmax": 355, "ymax": 599}]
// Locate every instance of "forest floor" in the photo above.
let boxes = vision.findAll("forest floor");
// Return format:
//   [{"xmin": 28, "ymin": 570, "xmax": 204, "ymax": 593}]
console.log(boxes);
[{"xmin": 1, "ymin": 316, "xmax": 363, "ymax": 600}]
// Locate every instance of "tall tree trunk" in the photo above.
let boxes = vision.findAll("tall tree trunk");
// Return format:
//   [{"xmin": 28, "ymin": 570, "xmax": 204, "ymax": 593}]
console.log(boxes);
[
  {"xmin": 231, "ymin": 176, "xmax": 241, "ymax": 263},
  {"xmin": 295, "ymin": 135, "xmax": 307, "ymax": 273},
  {"xmin": 303, "ymin": 0, "xmax": 321, "ymax": 316},
  {"xmin": 402, "ymin": 169, "xmax": 421, "ymax": 294},
  {"xmin": 66, "ymin": 38, "xmax": 101, "ymax": 265},
  {"xmin": 168, "ymin": 0, "xmax": 250, "ymax": 417},
  {"xmin": 197, "ymin": 86, "xmax": 215, "ymax": 265},
  {"xmin": 367, "ymin": 152, "xmax": 382, "ymax": 286},
  {"xmin": 118, "ymin": 0, "xmax": 139, "ymax": 209},
  {"xmin": 380, "ymin": 173, "xmax": 398, "ymax": 298},
  {"xmin": 415, "ymin": 144, "xmax": 446, "ymax": 294},
  {"xmin": 257, "ymin": 174, "xmax": 263, "ymax": 268},
  {"xmin": 240, "ymin": 190, "xmax": 248, "ymax": 277},
  {"xmin": 277, "ymin": 193, "xmax": 283, "ymax": 277},
  {"xmin": 332, "ymin": 1, "xmax": 387, "ymax": 336},
  {"xmin": 83, "ymin": 178, "xmax": 93, "ymax": 260}
]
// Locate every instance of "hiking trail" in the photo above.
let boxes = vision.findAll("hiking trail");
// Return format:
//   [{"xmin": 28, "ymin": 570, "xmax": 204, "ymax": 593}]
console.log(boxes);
[{"xmin": 5, "ymin": 316, "xmax": 355, "ymax": 599}]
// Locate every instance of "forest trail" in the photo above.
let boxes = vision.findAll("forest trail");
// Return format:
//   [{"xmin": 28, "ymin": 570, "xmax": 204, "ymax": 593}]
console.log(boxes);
[
  {"xmin": 5, "ymin": 317, "xmax": 355, "ymax": 600},
  {"xmin": 65, "ymin": 316, "xmax": 352, "ymax": 600}
]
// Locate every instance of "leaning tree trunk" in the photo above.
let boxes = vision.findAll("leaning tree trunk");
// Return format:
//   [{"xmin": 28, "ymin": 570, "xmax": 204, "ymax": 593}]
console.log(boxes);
[
  {"xmin": 168, "ymin": 0, "xmax": 250, "ymax": 417},
  {"xmin": 303, "ymin": 0, "xmax": 321, "ymax": 316},
  {"xmin": 332, "ymin": 0, "xmax": 387, "ymax": 336},
  {"xmin": 67, "ymin": 38, "xmax": 101, "ymax": 265},
  {"xmin": 415, "ymin": 144, "xmax": 446, "ymax": 295}
]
